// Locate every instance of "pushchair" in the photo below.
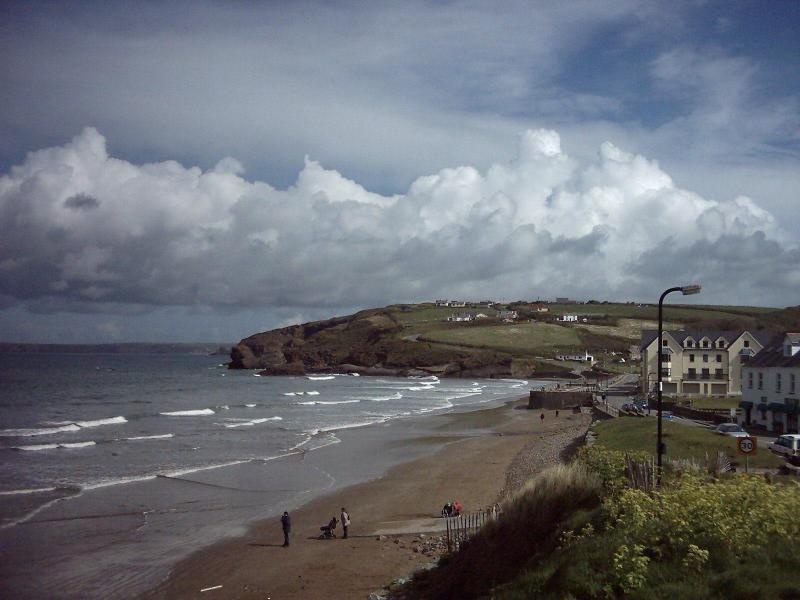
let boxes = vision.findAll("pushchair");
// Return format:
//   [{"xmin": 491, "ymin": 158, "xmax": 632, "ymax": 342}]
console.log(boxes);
[{"xmin": 319, "ymin": 517, "xmax": 338, "ymax": 538}]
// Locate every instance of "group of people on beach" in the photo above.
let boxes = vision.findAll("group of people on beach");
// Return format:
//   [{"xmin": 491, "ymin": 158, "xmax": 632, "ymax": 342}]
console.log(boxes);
[
  {"xmin": 280, "ymin": 507, "xmax": 351, "ymax": 547},
  {"xmin": 441, "ymin": 500, "xmax": 462, "ymax": 517}
]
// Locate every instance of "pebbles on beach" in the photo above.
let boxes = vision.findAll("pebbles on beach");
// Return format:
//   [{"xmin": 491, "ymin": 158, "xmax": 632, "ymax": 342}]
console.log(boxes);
[{"xmin": 500, "ymin": 414, "xmax": 591, "ymax": 499}]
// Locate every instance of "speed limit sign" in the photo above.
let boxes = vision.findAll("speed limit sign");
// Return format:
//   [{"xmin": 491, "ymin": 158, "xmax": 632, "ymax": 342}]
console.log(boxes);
[{"xmin": 737, "ymin": 436, "xmax": 757, "ymax": 455}]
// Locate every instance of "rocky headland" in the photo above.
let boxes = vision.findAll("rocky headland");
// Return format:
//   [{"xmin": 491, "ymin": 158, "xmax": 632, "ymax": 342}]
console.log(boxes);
[{"xmin": 228, "ymin": 309, "xmax": 520, "ymax": 377}]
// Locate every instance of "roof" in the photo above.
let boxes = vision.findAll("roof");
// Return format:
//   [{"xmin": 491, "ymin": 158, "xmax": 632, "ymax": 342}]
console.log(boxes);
[
  {"xmin": 640, "ymin": 330, "xmax": 773, "ymax": 351},
  {"xmin": 744, "ymin": 335, "xmax": 800, "ymax": 368}
]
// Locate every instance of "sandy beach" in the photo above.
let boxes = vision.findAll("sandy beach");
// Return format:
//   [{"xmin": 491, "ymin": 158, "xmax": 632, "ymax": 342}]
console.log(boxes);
[{"xmin": 144, "ymin": 401, "xmax": 591, "ymax": 600}]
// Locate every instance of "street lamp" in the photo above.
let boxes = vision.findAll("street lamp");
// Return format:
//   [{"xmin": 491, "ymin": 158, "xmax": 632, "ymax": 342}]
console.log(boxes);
[{"xmin": 657, "ymin": 284, "xmax": 701, "ymax": 484}]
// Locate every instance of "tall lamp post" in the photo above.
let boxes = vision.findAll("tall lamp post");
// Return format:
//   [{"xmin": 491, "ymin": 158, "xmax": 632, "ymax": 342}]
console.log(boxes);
[{"xmin": 657, "ymin": 284, "xmax": 701, "ymax": 484}]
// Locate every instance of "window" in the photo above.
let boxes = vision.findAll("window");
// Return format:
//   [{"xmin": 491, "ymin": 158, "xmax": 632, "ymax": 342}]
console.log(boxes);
[
  {"xmin": 703, "ymin": 340, "xmax": 710, "ymax": 348},
  {"xmin": 662, "ymin": 340, "xmax": 668, "ymax": 347},
  {"xmin": 718, "ymin": 340, "xmax": 726, "ymax": 348},
  {"xmin": 716, "ymin": 354, "xmax": 722, "ymax": 362},
  {"xmin": 689, "ymin": 354, "xmax": 695, "ymax": 362},
  {"xmin": 661, "ymin": 352, "xmax": 671, "ymax": 363},
  {"xmin": 777, "ymin": 373, "xmax": 782, "ymax": 393},
  {"xmin": 703, "ymin": 354, "xmax": 709, "ymax": 363},
  {"xmin": 748, "ymin": 372, "xmax": 753, "ymax": 389},
  {"xmin": 688, "ymin": 368, "xmax": 697, "ymax": 378},
  {"xmin": 758, "ymin": 372, "xmax": 763, "ymax": 390},
  {"xmin": 744, "ymin": 340, "xmax": 750, "ymax": 348},
  {"xmin": 715, "ymin": 368, "xmax": 723, "ymax": 378},
  {"xmin": 686, "ymin": 340, "xmax": 694, "ymax": 348},
  {"xmin": 702, "ymin": 368, "xmax": 710, "ymax": 379},
  {"xmin": 792, "ymin": 374, "xmax": 796, "ymax": 394}
]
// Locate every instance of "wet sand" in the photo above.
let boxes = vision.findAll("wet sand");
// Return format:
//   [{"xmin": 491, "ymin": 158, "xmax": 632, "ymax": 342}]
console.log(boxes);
[{"xmin": 144, "ymin": 403, "xmax": 590, "ymax": 600}]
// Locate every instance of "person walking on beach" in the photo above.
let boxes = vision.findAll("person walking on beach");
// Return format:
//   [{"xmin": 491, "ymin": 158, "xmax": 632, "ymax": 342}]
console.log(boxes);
[
  {"xmin": 281, "ymin": 511, "xmax": 291, "ymax": 547},
  {"xmin": 341, "ymin": 507, "xmax": 350, "ymax": 539},
  {"xmin": 540, "ymin": 412, "xmax": 545, "ymax": 423}
]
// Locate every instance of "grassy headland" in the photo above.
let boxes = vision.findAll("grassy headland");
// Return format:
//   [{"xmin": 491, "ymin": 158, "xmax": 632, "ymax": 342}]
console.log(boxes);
[{"xmin": 229, "ymin": 301, "xmax": 796, "ymax": 378}]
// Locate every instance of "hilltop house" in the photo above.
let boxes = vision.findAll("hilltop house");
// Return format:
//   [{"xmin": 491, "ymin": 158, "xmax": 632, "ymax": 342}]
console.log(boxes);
[
  {"xmin": 533, "ymin": 305, "xmax": 549, "ymax": 313},
  {"xmin": 435, "ymin": 299, "xmax": 467, "ymax": 308},
  {"xmin": 497, "ymin": 310, "xmax": 518, "ymax": 322},
  {"xmin": 447, "ymin": 312, "xmax": 474, "ymax": 322},
  {"xmin": 640, "ymin": 330, "xmax": 771, "ymax": 397},
  {"xmin": 738, "ymin": 333, "xmax": 800, "ymax": 433},
  {"xmin": 556, "ymin": 350, "xmax": 595, "ymax": 364},
  {"xmin": 560, "ymin": 314, "xmax": 578, "ymax": 323}
]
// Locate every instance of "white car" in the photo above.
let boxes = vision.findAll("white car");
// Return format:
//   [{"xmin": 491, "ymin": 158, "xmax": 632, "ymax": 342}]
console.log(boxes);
[
  {"xmin": 768, "ymin": 434, "xmax": 800, "ymax": 457},
  {"xmin": 713, "ymin": 423, "xmax": 750, "ymax": 438}
]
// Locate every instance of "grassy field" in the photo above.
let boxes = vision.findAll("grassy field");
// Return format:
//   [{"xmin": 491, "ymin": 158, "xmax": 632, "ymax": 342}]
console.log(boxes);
[
  {"xmin": 684, "ymin": 395, "xmax": 741, "ymax": 410},
  {"xmin": 418, "ymin": 322, "xmax": 582, "ymax": 354},
  {"xmin": 544, "ymin": 302, "xmax": 766, "ymax": 323},
  {"xmin": 592, "ymin": 417, "xmax": 781, "ymax": 468},
  {"xmin": 391, "ymin": 305, "xmax": 498, "ymax": 324},
  {"xmin": 575, "ymin": 318, "xmax": 682, "ymax": 341}
]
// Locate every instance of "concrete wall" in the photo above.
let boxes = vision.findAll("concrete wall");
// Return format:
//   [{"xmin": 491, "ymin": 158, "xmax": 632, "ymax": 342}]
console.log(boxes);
[{"xmin": 528, "ymin": 390, "xmax": 592, "ymax": 410}]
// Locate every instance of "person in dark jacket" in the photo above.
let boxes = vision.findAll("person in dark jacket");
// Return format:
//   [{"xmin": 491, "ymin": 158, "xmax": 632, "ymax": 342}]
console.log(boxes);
[
  {"xmin": 281, "ymin": 511, "xmax": 291, "ymax": 547},
  {"xmin": 341, "ymin": 507, "xmax": 350, "ymax": 539}
]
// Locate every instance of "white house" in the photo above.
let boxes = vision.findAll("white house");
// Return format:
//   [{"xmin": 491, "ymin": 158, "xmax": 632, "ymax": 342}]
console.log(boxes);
[
  {"xmin": 447, "ymin": 312, "xmax": 474, "ymax": 322},
  {"xmin": 739, "ymin": 333, "xmax": 800, "ymax": 434},
  {"xmin": 560, "ymin": 314, "xmax": 578, "ymax": 322},
  {"xmin": 497, "ymin": 310, "xmax": 518, "ymax": 322},
  {"xmin": 639, "ymin": 329, "xmax": 770, "ymax": 397},
  {"xmin": 556, "ymin": 350, "xmax": 595, "ymax": 364}
]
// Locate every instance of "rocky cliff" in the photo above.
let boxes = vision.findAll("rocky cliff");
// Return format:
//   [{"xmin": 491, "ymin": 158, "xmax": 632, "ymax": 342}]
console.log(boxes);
[{"xmin": 229, "ymin": 309, "xmax": 515, "ymax": 377}]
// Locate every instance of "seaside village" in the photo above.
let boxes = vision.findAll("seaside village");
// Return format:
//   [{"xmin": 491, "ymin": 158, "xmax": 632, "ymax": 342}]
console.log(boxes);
[{"xmin": 349, "ymin": 300, "xmax": 800, "ymax": 599}]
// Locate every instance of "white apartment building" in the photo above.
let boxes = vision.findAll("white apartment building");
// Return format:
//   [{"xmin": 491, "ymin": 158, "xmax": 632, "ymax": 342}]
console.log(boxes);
[
  {"xmin": 739, "ymin": 333, "xmax": 800, "ymax": 434},
  {"xmin": 640, "ymin": 330, "xmax": 770, "ymax": 396}
]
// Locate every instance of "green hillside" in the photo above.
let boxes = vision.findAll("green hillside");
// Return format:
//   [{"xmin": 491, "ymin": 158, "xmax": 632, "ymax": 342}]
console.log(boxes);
[{"xmin": 383, "ymin": 301, "xmax": 787, "ymax": 376}]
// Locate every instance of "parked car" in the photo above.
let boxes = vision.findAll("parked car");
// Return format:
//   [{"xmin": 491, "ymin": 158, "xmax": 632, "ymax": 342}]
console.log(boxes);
[
  {"xmin": 768, "ymin": 434, "xmax": 800, "ymax": 457},
  {"xmin": 713, "ymin": 423, "xmax": 749, "ymax": 438}
]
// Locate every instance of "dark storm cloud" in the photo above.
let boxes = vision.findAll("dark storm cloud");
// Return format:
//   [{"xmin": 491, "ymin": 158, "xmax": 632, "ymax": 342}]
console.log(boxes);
[{"xmin": 64, "ymin": 193, "xmax": 100, "ymax": 210}]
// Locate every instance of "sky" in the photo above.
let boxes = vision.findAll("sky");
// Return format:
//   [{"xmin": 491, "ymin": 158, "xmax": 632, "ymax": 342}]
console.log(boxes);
[{"xmin": 0, "ymin": 0, "xmax": 798, "ymax": 343}]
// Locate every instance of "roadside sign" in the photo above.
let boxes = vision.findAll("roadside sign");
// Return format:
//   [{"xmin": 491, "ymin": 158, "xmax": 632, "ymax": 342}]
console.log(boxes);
[{"xmin": 737, "ymin": 436, "xmax": 757, "ymax": 455}]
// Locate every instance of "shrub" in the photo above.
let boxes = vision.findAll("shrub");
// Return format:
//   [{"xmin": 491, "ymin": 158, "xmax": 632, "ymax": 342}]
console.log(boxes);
[{"xmin": 405, "ymin": 464, "xmax": 602, "ymax": 600}]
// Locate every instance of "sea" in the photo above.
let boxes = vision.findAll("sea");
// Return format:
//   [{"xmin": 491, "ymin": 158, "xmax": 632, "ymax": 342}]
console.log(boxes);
[{"xmin": 0, "ymin": 352, "xmax": 544, "ymax": 599}]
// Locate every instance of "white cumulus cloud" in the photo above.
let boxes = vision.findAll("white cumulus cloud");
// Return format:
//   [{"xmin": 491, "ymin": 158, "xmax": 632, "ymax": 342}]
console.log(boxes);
[{"xmin": 1, "ymin": 127, "xmax": 797, "ymax": 315}]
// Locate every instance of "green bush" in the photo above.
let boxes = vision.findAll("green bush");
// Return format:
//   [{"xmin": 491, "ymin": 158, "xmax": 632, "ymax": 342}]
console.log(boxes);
[{"xmin": 495, "ymin": 450, "xmax": 800, "ymax": 600}]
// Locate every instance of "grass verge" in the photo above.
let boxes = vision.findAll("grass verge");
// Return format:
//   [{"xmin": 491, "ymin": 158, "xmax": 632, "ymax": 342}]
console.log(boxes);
[{"xmin": 591, "ymin": 416, "xmax": 781, "ymax": 469}]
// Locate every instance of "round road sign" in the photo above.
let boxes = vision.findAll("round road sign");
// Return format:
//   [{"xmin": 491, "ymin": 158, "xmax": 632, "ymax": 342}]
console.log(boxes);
[{"xmin": 737, "ymin": 436, "xmax": 756, "ymax": 455}]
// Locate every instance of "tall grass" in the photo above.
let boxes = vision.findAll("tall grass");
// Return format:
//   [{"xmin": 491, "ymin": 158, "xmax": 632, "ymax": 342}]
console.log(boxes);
[{"xmin": 405, "ymin": 464, "xmax": 602, "ymax": 600}]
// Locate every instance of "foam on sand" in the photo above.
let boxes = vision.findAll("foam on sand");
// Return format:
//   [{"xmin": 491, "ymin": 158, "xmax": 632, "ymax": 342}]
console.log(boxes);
[
  {"xmin": 307, "ymin": 375, "xmax": 335, "ymax": 380},
  {"xmin": 15, "ymin": 441, "xmax": 96, "ymax": 451},
  {"xmin": 296, "ymin": 399, "xmax": 360, "ymax": 406},
  {"xmin": 223, "ymin": 417, "xmax": 282, "ymax": 428},
  {"xmin": 0, "ymin": 424, "xmax": 81, "ymax": 437},
  {"xmin": 369, "ymin": 392, "xmax": 403, "ymax": 402},
  {"xmin": 124, "ymin": 434, "xmax": 174, "ymax": 441},
  {"xmin": 0, "ymin": 486, "xmax": 60, "ymax": 496},
  {"xmin": 159, "ymin": 409, "xmax": 215, "ymax": 416},
  {"xmin": 74, "ymin": 416, "xmax": 127, "ymax": 428}
]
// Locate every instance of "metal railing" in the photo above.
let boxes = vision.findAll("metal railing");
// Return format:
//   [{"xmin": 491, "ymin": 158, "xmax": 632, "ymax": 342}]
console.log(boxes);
[{"xmin": 445, "ymin": 509, "xmax": 497, "ymax": 552}]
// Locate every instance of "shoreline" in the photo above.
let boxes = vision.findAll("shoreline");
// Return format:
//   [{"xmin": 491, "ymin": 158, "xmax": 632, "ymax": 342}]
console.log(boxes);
[{"xmin": 144, "ymin": 399, "xmax": 591, "ymax": 600}]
